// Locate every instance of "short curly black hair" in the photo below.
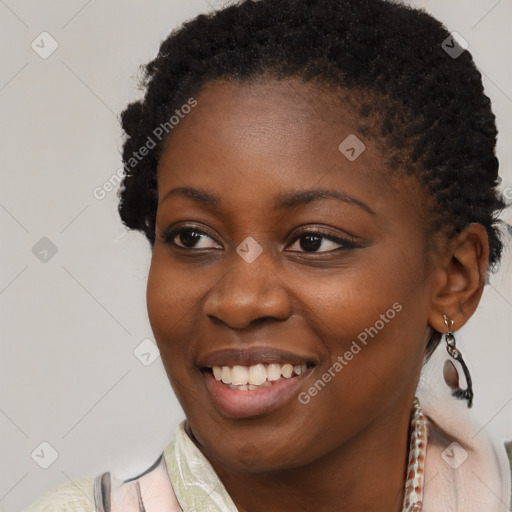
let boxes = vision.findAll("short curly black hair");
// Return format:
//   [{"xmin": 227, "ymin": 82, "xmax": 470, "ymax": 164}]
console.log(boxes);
[{"xmin": 117, "ymin": 0, "xmax": 507, "ymax": 358}]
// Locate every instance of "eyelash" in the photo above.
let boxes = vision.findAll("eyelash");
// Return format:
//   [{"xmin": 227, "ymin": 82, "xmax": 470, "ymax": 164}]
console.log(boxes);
[{"xmin": 161, "ymin": 225, "xmax": 359, "ymax": 254}]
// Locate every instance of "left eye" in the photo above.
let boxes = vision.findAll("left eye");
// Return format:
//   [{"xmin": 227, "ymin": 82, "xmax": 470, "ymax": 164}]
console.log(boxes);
[{"xmin": 287, "ymin": 231, "xmax": 350, "ymax": 253}]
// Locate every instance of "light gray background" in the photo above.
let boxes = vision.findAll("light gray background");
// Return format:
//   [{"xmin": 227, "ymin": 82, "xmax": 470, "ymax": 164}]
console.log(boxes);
[{"xmin": 1, "ymin": 1, "xmax": 511, "ymax": 511}]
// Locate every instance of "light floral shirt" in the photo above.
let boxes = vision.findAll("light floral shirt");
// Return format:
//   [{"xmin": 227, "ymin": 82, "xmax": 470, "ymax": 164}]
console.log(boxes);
[{"xmin": 24, "ymin": 409, "xmax": 512, "ymax": 512}]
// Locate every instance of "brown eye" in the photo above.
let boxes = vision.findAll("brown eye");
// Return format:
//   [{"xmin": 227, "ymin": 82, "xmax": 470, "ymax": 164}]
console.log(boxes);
[
  {"xmin": 162, "ymin": 227, "xmax": 221, "ymax": 250},
  {"xmin": 176, "ymin": 229, "xmax": 203, "ymax": 248},
  {"xmin": 288, "ymin": 230, "xmax": 358, "ymax": 253}
]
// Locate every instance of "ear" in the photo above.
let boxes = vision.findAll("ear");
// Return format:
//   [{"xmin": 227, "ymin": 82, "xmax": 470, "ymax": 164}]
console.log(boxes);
[{"xmin": 427, "ymin": 223, "xmax": 489, "ymax": 333}]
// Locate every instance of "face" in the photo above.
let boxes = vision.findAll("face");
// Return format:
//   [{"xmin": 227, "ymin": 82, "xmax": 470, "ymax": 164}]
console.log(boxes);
[{"xmin": 147, "ymin": 79, "xmax": 436, "ymax": 473}]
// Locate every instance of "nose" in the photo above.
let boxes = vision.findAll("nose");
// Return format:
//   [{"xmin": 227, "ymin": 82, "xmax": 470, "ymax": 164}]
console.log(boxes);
[{"xmin": 202, "ymin": 248, "xmax": 293, "ymax": 330}]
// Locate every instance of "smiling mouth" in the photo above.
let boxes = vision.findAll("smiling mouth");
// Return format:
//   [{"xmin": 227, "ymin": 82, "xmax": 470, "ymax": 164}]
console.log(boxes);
[{"xmin": 201, "ymin": 362, "xmax": 316, "ymax": 391}]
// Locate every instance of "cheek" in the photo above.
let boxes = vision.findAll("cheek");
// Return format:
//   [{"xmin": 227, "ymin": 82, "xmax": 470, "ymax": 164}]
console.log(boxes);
[
  {"xmin": 292, "ymin": 250, "xmax": 422, "ymax": 342},
  {"xmin": 292, "ymin": 246, "xmax": 429, "ymax": 396},
  {"xmin": 146, "ymin": 254, "xmax": 204, "ymax": 408},
  {"xmin": 146, "ymin": 249, "xmax": 205, "ymax": 332},
  {"xmin": 146, "ymin": 252, "xmax": 196, "ymax": 363}
]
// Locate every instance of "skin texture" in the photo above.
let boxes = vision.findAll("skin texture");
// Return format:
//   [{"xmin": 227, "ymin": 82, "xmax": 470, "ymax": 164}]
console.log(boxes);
[{"xmin": 146, "ymin": 79, "xmax": 489, "ymax": 512}]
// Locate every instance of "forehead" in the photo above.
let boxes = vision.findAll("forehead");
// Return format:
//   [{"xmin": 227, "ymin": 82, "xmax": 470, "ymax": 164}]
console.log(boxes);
[{"xmin": 155, "ymin": 78, "xmax": 423, "ymax": 220}]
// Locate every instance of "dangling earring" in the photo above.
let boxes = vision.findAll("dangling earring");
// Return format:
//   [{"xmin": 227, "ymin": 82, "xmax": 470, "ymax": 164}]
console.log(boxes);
[{"xmin": 442, "ymin": 315, "xmax": 474, "ymax": 408}]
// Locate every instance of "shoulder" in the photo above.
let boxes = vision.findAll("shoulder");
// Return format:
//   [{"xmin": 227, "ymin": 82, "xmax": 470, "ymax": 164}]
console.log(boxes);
[
  {"xmin": 24, "ymin": 448, "xmax": 180, "ymax": 512},
  {"xmin": 24, "ymin": 477, "xmax": 95, "ymax": 512},
  {"xmin": 419, "ymin": 393, "xmax": 511, "ymax": 511}
]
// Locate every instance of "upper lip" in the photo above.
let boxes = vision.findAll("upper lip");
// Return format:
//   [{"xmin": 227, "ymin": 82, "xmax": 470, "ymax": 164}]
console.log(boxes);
[{"xmin": 198, "ymin": 346, "xmax": 319, "ymax": 369}]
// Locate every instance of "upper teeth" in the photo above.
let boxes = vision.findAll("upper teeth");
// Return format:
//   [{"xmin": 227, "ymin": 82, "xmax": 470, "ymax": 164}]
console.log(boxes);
[{"xmin": 212, "ymin": 363, "xmax": 307, "ymax": 386}]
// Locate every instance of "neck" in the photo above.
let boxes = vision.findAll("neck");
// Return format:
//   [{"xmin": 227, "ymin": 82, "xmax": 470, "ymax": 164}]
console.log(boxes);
[{"xmin": 203, "ymin": 400, "xmax": 413, "ymax": 512}]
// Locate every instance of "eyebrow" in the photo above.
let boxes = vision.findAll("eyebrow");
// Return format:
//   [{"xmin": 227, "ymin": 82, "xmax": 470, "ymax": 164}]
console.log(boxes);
[{"xmin": 161, "ymin": 186, "xmax": 375, "ymax": 215}]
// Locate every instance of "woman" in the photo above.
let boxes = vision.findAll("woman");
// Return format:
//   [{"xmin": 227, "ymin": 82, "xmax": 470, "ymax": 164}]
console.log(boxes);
[{"xmin": 26, "ymin": 0, "xmax": 511, "ymax": 510}]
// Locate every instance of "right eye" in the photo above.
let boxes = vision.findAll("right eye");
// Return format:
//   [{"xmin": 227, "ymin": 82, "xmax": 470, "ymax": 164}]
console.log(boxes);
[{"xmin": 162, "ymin": 226, "xmax": 222, "ymax": 250}]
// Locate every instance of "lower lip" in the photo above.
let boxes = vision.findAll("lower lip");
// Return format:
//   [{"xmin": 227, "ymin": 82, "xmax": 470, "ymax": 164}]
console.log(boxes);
[{"xmin": 202, "ymin": 369, "xmax": 313, "ymax": 419}]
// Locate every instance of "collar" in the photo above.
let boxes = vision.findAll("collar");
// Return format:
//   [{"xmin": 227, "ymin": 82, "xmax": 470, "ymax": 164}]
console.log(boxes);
[{"xmin": 163, "ymin": 421, "xmax": 238, "ymax": 511}]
